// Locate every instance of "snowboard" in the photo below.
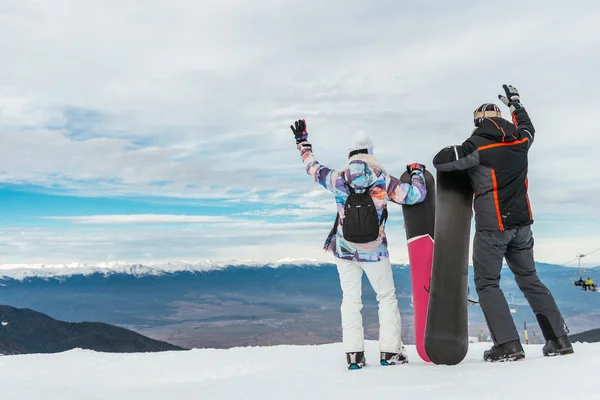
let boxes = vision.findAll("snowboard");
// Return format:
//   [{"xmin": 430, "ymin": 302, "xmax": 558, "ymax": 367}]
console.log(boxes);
[
  {"xmin": 400, "ymin": 169, "xmax": 435, "ymax": 363},
  {"xmin": 424, "ymin": 169, "xmax": 473, "ymax": 365}
]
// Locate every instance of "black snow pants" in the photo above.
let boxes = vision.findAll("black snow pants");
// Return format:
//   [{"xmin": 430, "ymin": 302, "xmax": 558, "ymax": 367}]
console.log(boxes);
[{"xmin": 473, "ymin": 225, "xmax": 569, "ymax": 345}]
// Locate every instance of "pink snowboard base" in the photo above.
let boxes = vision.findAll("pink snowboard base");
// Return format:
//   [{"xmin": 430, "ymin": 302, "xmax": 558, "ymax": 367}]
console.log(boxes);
[{"xmin": 408, "ymin": 234, "xmax": 434, "ymax": 362}]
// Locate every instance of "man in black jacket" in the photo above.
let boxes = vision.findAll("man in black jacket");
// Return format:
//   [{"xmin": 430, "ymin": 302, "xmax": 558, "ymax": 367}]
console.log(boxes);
[{"xmin": 432, "ymin": 84, "xmax": 573, "ymax": 361}]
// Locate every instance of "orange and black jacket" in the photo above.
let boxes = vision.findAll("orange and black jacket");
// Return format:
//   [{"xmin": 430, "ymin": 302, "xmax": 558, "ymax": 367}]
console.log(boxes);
[{"xmin": 433, "ymin": 108, "xmax": 535, "ymax": 232}]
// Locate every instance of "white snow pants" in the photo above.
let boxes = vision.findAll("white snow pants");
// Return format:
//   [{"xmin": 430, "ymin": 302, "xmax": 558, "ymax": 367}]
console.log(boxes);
[{"xmin": 335, "ymin": 257, "xmax": 404, "ymax": 354}]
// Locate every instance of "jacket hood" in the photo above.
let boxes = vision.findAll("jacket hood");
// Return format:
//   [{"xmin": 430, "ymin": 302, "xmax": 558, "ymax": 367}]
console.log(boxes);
[
  {"xmin": 474, "ymin": 117, "xmax": 519, "ymax": 142},
  {"xmin": 343, "ymin": 154, "xmax": 386, "ymax": 190}
]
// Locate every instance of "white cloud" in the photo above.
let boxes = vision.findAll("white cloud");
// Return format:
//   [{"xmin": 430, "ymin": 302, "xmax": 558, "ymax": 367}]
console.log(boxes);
[
  {"xmin": 235, "ymin": 199, "xmax": 336, "ymax": 219},
  {"xmin": 0, "ymin": 220, "xmax": 335, "ymax": 264},
  {"xmin": 1, "ymin": 1, "xmax": 599, "ymax": 202},
  {"xmin": 1, "ymin": 222, "xmax": 599, "ymax": 266},
  {"xmin": 1, "ymin": 0, "xmax": 600, "ymax": 262},
  {"xmin": 38, "ymin": 214, "xmax": 331, "ymax": 232},
  {"xmin": 42, "ymin": 214, "xmax": 233, "ymax": 224}
]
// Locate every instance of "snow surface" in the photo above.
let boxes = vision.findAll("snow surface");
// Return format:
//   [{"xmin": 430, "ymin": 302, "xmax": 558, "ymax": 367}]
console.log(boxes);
[
  {"xmin": 0, "ymin": 259, "xmax": 340, "ymax": 280},
  {"xmin": 0, "ymin": 341, "xmax": 596, "ymax": 400}
]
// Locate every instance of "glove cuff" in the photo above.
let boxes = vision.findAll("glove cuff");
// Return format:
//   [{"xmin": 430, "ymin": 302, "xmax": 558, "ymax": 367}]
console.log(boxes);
[
  {"xmin": 509, "ymin": 102, "xmax": 523, "ymax": 113},
  {"xmin": 410, "ymin": 170, "xmax": 424, "ymax": 178},
  {"xmin": 297, "ymin": 140, "xmax": 311, "ymax": 149}
]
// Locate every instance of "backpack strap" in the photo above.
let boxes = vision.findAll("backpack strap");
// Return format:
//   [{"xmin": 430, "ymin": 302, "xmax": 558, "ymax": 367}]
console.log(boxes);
[
  {"xmin": 329, "ymin": 173, "xmax": 349, "ymax": 237},
  {"xmin": 345, "ymin": 177, "xmax": 355, "ymax": 195},
  {"xmin": 380, "ymin": 205, "xmax": 388, "ymax": 227},
  {"xmin": 330, "ymin": 213, "xmax": 340, "ymax": 236}
]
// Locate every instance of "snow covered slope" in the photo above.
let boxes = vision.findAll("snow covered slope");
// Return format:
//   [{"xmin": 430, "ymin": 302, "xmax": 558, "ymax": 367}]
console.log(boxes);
[{"xmin": 0, "ymin": 341, "xmax": 597, "ymax": 400}]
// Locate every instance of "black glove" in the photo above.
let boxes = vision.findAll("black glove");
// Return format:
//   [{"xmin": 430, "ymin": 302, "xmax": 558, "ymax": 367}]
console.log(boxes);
[
  {"xmin": 498, "ymin": 84, "xmax": 522, "ymax": 113},
  {"xmin": 407, "ymin": 163, "xmax": 426, "ymax": 175},
  {"xmin": 290, "ymin": 119, "xmax": 308, "ymax": 144}
]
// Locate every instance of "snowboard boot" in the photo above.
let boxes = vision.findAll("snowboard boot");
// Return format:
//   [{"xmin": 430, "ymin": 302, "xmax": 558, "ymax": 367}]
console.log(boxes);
[
  {"xmin": 543, "ymin": 335, "xmax": 574, "ymax": 357},
  {"xmin": 346, "ymin": 351, "xmax": 366, "ymax": 370},
  {"xmin": 380, "ymin": 351, "xmax": 408, "ymax": 366},
  {"xmin": 483, "ymin": 340, "xmax": 525, "ymax": 362}
]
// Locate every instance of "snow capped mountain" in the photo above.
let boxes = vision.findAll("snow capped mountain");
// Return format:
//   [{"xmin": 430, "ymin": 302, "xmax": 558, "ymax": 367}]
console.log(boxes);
[
  {"xmin": 1, "ymin": 340, "xmax": 598, "ymax": 399},
  {"xmin": 0, "ymin": 259, "xmax": 339, "ymax": 280},
  {"xmin": 0, "ymin": 259, "xmax": 585, "ymax": 282}
]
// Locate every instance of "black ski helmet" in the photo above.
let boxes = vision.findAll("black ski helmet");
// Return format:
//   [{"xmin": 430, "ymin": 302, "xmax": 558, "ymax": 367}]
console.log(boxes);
[{"xmin": 473, "ymin": 103, "xmax": 501, "ymax": 127}]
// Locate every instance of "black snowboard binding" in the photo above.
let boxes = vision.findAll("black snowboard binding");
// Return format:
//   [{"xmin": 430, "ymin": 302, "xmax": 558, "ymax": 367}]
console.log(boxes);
[
  {"xmin": 380, "ymin": 351, "xmax": 408, "ymax": 366},
  {"xmin": 483, "ymin": 340, "xmax": 525, "ymax": 362},
  {"xmin": 346, "ymin": 351, "xmax": 366, "ymax": 370},
  {"xmin": 543, "ymin": 335, "xmax": 574, "ymax": 357}
]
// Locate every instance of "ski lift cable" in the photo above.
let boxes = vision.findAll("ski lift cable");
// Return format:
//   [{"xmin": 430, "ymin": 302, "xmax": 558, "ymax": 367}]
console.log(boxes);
[
  {"xmin": 561, "ymin": 246, "xmax": 600, "ymax": 267},
  {"xmin": 584, "ymin": 247, "xmax": 600, "ymax": 258}
]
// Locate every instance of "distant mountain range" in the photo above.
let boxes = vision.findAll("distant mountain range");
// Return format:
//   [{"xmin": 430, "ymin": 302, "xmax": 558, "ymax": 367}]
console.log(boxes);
[
  {"xmin": 0, "ymin": 305, "xmax": 186, "ymax": 355},
  {"xmin": 0, "ymin": 259, "xmax": 597, "ymax": 280},
  {"xmin": 1, "ymin": 262, "xmax": 599, "ymax": 349},
  {"xmin": 0, "ymin": 259, "xmax": 327, "ymax": 280}
]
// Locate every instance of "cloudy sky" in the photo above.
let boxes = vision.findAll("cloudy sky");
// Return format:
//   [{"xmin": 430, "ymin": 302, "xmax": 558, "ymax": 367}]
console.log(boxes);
[{"xmin": 1, "ymin": 0, "xmax": 599, "ymax": 266}]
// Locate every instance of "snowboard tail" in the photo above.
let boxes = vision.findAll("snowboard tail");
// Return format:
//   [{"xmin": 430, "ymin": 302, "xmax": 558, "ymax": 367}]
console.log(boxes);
[
  {"xmin": 401, "ymin": 170, "xmax": 435, "ymax": 363},
  {"xmin": 424, "ymin": 170, "xmax": 473, "ymax": 365}
]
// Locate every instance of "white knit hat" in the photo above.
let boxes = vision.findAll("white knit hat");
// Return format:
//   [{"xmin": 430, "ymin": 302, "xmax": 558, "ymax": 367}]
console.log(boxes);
[{"xmin": 349, "ymin": 131, "xmax": 374, "ymax": 155}]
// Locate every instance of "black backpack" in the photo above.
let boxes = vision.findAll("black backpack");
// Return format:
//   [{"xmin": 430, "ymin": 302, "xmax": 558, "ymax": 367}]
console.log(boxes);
[{"xmin": 330, "ymin": 181, "xmax": 388, "ymax": 244}]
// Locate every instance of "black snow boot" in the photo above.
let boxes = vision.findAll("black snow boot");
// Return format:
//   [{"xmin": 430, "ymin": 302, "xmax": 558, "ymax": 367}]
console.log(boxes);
[
  {"xmin": 543, "ymin": 335, "xmax": 574, "ymax": 356},
  {"xmin": 483, "ymin": 340, "xmax": 525, "ymax": 362},
  {"xmin": 346, "ymin": 351, "xmax": 366, "ymax": 370},
  {"xmin": 380, "ymin": 351, "xmax": 408, "ymax": 366}
]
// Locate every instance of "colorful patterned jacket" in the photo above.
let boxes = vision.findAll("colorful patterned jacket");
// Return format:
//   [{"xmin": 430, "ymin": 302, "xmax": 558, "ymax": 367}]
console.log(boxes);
[{"xmin": 298, "ymin": 141, "xmax": 427, "ymax": 262}]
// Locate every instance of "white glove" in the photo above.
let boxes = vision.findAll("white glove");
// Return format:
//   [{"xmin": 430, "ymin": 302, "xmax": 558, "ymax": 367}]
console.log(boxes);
[{"xmin": 498, "ymin": 84, "xmax": 522, "ymax": 113}]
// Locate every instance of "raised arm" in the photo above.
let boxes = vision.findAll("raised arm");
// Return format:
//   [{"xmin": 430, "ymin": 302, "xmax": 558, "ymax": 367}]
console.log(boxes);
[
  {"xmin": 387, "ymin": 164, "xmax": 427, "ymax": 205},
  {"xmin": 291, "ymin": 119, "xmax": 337, "ymax": 192},
  {"xmin": 498, "ymin": 84, "xmax": 535, "ymax": 146}
]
